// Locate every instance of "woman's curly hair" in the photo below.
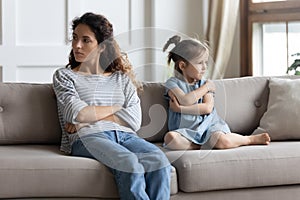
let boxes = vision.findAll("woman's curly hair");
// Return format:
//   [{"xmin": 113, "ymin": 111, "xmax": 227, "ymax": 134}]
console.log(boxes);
[{"xmin": 67, "ymin": 12, "xmax": 142, "ymax": 91}]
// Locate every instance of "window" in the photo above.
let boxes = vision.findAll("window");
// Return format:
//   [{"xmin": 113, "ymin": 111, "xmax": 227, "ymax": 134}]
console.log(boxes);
[{"xmin": 240, "ymin": 0, "xmax": 300, "ymax": 76}]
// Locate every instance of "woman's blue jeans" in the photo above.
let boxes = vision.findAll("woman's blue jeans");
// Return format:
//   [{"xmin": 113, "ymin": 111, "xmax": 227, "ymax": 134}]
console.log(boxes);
[{"xmin": 71, "ymin": 130, "xmax": 171, "ymax": 200}]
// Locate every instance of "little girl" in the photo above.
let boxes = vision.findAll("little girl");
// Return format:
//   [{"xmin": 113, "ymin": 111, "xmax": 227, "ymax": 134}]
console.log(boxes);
[{"xmin": 163, "ymin": 35, "xmax": 271, "ymax": 150}]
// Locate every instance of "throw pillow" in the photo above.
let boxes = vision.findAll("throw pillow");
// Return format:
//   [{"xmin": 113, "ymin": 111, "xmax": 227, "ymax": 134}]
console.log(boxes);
[{"xmin": 252, "ymin": 78, "xmax": 300, "ymax": 140}]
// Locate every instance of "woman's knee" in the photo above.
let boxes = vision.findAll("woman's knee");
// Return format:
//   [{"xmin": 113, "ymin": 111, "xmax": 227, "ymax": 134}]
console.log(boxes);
[
  {"xmin": 114, "ymin": 153, "xmax": 145, "ymax": 173},
  {"xmin": 140, "ymin": 149, "xmax": 170, "ymax": 172}
]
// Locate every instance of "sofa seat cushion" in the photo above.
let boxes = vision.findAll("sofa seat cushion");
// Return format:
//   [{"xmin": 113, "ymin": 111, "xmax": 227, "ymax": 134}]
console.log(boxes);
[
  {"xmin": 0, "ymin": 145, "xmax": 178, "ymax": 198},
  {"xmin": 165, "ymin": 142, "xmax": 300, "ymax": 193},
  {"xmin": 0, "ymin": 145, "xmax": 118, "ymax": 199}
]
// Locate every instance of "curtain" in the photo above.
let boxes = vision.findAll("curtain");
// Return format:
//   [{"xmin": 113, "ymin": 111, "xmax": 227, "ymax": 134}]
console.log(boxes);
[{"xmin": 206, "ymin": 0, "xmax": 240, "ymax": 79}]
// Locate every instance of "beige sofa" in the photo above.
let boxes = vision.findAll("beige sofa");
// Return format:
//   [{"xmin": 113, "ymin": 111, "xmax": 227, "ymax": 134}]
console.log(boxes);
[{"xmin": 1, "ymin": 75, "xmax": 300, "ymax": 200}]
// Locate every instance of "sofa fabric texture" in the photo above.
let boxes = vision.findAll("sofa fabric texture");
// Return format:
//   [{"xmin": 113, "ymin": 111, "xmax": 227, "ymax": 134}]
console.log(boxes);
[
  {"xmin": 0, "ymin": 75, "xmax": 299, "ymax": 199},
  {"xmin": 0, "ymin": 83, "xmax": 61, "ymax": 144},
  {"xmin": 166, "ymin": 141, "xmax": 300, "ymax": 192},
  {"xmin": 253, "ymin": 78, "xmax": 300, "ymax": 140}
]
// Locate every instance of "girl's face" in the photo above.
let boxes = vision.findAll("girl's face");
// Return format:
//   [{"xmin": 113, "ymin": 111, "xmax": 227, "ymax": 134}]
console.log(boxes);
[
  {"xmin": 181, "ymin": 51, "xmax": 209, "ymax": 83},
  {"xmin": 72, "ymin": 24, "xmax": 99, "ymax": 63}
]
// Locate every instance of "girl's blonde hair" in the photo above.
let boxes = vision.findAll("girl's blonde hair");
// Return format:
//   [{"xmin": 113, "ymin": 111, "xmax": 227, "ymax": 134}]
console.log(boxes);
[{"xmin": 163, "ymin": 35, "xmax": 209, "ymax": 75}]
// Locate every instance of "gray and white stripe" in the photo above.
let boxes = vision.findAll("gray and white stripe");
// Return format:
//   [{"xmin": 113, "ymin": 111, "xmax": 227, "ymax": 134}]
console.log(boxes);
[{"xmin": 53, "ymin": 68, "xmax": 141, "ymax": 154}]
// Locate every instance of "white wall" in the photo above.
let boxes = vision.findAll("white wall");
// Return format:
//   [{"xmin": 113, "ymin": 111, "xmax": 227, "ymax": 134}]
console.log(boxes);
[
  {"xmin": 0, "ymin": 0, "xmax": 69, "ymax": 83},
  {"xmin": 0, "ymin": 0, "xmax": 138, "ymax": 83},
  {"xmin": 151, "ymin": 0, "xmax": 205, "ymax": 81},
  {"xmin": 0, "ymin": 0, "xmax": 239, "ymax": 83}
]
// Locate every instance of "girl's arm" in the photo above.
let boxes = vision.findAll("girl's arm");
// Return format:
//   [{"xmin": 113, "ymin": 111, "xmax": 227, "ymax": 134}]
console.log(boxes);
[
  {"xmin": 169, "ymin": 80, "xmax": 215, "ymax": 106},
  {"xmin": 169, "ymin": 91, "xmax": 214, "ymax": 115}
]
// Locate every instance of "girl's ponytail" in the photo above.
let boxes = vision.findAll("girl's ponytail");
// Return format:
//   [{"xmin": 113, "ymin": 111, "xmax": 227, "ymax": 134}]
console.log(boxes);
[
  {"xmin": 163, "ymin": 35, "xmax": 181, "ymax": 52},
  {"xmin": 163, "ymin": 35, "xmax": 182, "ymax": 66}
]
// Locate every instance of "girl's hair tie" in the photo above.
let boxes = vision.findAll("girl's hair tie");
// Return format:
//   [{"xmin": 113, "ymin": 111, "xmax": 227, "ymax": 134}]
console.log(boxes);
[{"xmin": 163, "ymin": 35, "xmax": 181, "ymax": 52}]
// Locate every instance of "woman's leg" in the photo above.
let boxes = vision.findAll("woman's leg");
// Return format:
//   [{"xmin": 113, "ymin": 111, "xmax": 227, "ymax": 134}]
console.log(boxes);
[
  {"xmin": 164, "ymin": 131, "xmax": 201, "ymax": 150},
  {"xmin": 119, "ymin": 132, "xmax": 171, "ymax": 200},
  {"xmin": 209, "ymin": 131, "xmax": 271, "ymax": 149},
  {"xmin": 71, "ymin": 132, "xmax": 150, "ymax": 200}
]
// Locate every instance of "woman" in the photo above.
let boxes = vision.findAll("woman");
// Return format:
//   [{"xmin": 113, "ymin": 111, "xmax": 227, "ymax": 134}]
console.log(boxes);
[{"xmin": 53, "ymin": 12, "xmax": 171, "ymax": 200}]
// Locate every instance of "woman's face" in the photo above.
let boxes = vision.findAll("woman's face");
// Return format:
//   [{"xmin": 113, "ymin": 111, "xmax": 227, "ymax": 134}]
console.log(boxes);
[{"xmin": 72, "ymin": 23, "xmax": 99, "ymax": 63}]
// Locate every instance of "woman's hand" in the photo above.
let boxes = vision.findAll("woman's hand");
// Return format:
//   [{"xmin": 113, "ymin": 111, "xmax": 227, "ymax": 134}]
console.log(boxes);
[
  {"xmin": 64, "ymin": 122, "xmax": 77, "ymax": 134},
  {"xmin": 64, "ymin": 122, "xmax": 89, "ymax": 134}
]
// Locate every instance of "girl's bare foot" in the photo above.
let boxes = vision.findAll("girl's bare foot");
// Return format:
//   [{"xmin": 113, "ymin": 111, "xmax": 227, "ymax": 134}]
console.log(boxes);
[{"xmin": 249, "ymin": 133, "xmax": 271, "ymax": 145}]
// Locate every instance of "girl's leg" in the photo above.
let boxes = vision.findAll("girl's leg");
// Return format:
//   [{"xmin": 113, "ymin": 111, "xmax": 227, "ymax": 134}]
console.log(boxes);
[
  {"xmin": 71, "ymin": 132, "xmax": 150, "ymax": 200},
  {"xmin": 209, "ymin": 131, "xmax": 271, "ymax": 149},
  {"xmin": 120, "ymin": 132, "xmax": 171, "ymax": 200},
  {"xmin": 164, "ymin": 131, "xmax": 201, "ymax": 150}
]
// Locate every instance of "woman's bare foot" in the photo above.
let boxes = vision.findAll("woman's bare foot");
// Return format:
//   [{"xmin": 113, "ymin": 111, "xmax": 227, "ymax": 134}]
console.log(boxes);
[{"xmin": 249, "ymin": 133, "xmax": 271, "ymax": 145}]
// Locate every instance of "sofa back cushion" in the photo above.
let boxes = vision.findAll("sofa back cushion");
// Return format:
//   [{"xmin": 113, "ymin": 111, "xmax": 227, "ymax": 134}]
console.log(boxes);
[
  {"xmin": 2, "ymin": 76, "xmax": 295, "ymax": 144},
  {"xmin": 0, "ymin": 83, "xmax": 61, "ymax": 144},
  {"xmin": 137, "ymin": 82, "xmax": 169, "ymax": 142},
  {"xmin": 253, "ymin": 76, "xmax": 300, "ymax": 140},
  {"xmin": 213, "ymin": 76, "xmax": 269, "ymax": 135}
]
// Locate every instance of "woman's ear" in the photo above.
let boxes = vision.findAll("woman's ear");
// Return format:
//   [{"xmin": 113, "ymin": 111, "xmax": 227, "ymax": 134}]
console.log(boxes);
[
  {"xmin": 178, "ymin": 61, "xmax": 186, "ymax": 71},
  {"xmin": 98, "ymin": 44, "xmax": 106, "ymax": 53}
]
